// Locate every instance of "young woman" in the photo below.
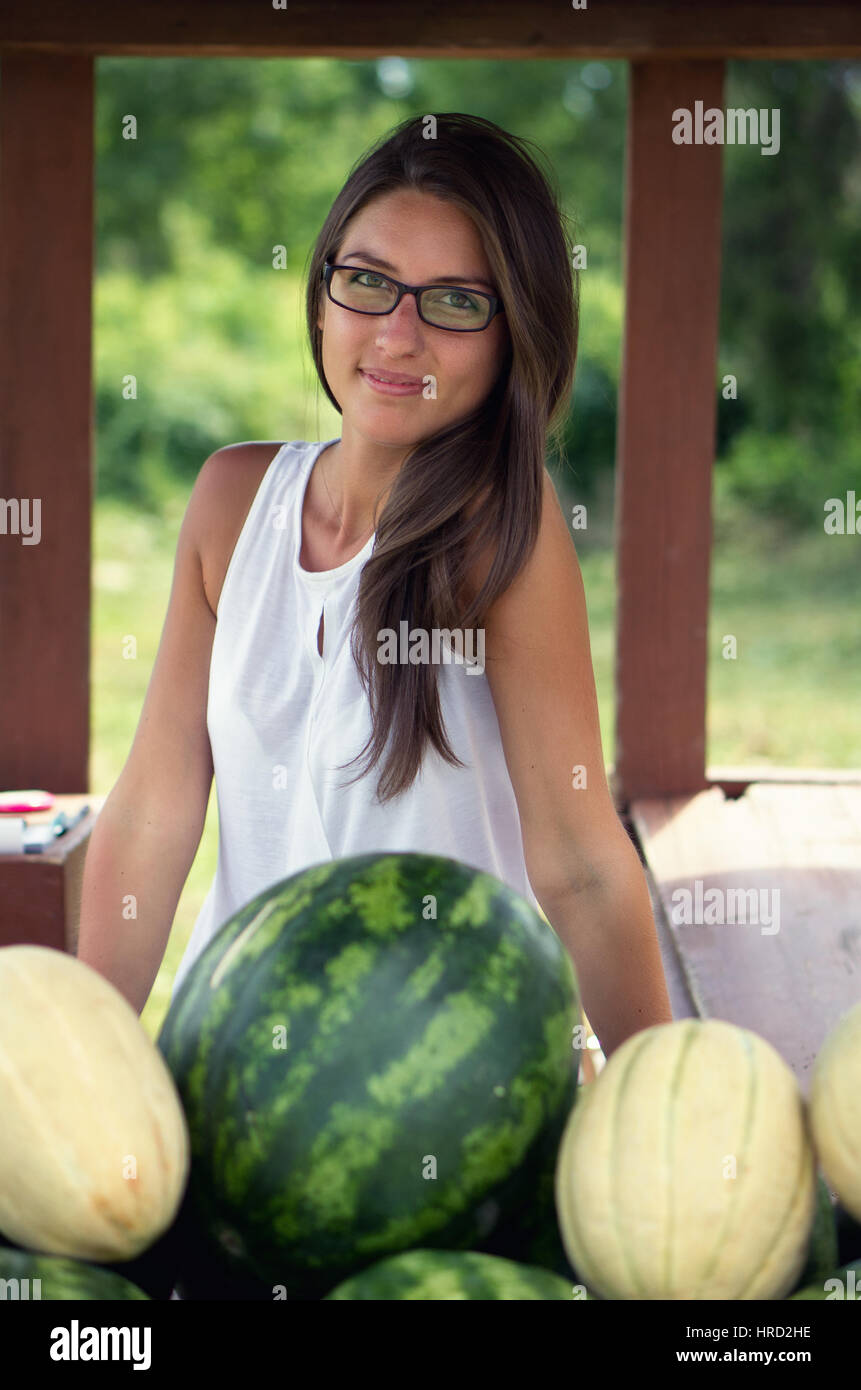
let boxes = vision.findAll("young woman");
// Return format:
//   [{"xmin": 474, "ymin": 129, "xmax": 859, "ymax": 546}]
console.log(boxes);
[{"xmin": 78, "ymin": 113, "xmax": 672, "ymax": 1056}]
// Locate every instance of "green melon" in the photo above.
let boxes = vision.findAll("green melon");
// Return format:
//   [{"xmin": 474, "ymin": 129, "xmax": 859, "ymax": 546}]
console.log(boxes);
[
  {"xmin": 835, "ymin": 1200, "xmax": 861, "ymax": 1266},
  {"xmin": 158, "ymin": 852, "xmax": 580, "ymax": 1300},
  {"xmin": 787, "ymin": 1172, "xmax": 839, "ymax": 1296},
  {"xmin": 324, "ymin": 1248, "xmax": 582, "ymax": 1299},
  {"xmin": 475, "ymin": 1081, "xmax": 582, "ymax": 1284},
  {"xmin": 162, "ymin": 1187, "xmax": 273, "ymax": 1301},
  {"xmin": 0, "ymin": 1246, "xmax": 149, "ymax": 1301},
  {"xmin": 788, "ymin": 1258, "xmax": 861, "ymax": 1300}
]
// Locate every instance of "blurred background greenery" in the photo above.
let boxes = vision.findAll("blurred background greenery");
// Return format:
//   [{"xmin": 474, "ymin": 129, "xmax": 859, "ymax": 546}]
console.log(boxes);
[{"xmin": 86, "ymin": 55, "xmax": 861, "ymax": 1036}]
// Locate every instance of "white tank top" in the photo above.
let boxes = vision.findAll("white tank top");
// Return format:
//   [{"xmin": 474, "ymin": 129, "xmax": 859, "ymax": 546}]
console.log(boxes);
[{"xmin": 170, "ymin": 439, "xmax": 542, "ymax": 1000}]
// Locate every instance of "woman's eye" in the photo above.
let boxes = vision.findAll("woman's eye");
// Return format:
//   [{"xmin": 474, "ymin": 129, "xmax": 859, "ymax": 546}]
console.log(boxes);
[
  {"xmin": 352, "ymin": 271, "xmax": 385, "ymax": 288},
  {"xmin": 444, "ymin": 291, "xmax": 479, "ymax": 310}
]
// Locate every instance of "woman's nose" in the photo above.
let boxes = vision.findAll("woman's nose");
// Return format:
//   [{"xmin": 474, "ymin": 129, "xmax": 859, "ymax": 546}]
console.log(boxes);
[{"xmin": 374, "ymin": 292, "xmax": 425, "ymax": 350}]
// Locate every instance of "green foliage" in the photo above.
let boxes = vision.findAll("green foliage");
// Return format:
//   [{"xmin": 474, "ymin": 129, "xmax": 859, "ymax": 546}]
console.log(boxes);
[
  {"xmin": 555, "ymin": 271, "xmax": 624, "ymax": 497},
  {"xmin": 93, "ymin": 56, "xmax": 860, "ymax": 526},
  {"xmin": 95, "ymin": 207, "xmax": 340, "ymax": 509},
  {"xmin": 717, "ymin": 426, "xmax": 861, "ymax": 531},
  {"xmin": 715, "ymin": 63, "xmax": 861, "ymax": 521}
]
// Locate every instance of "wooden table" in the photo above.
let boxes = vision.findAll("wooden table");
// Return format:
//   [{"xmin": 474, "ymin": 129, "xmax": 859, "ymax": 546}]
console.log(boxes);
[
  {"xmin": 631, "ymin": 781, "xmax": 861, "ymax": 1099},
  {"xmin": 0, "ymin": 794, "xmax": 104, "ymax": 953}
]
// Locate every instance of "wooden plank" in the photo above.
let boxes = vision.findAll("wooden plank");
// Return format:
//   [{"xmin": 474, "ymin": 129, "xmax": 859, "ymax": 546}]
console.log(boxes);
[
  {"xmin": 614, "ymin": 60, "xmax": 724, "ymax": 801},
  {"xmin": 706, "ymin": 765, "xmax": 861, "ymax": 797},
  {"xmin": 0, "ymin": 53, "xmax": 93, "ymax": 790},
  {"xmin": 631, "ymin": 784, "xmax": 861, "ymax": 1096},
  {"xmin": 645, "ymin": 861, "xmax": 698, "ymax": 1022},
  {"xmin": 836, "ymin": 782, "xmax": 861, "ymax": 841},
  {"xmin": 610, "ymin": 764, "xmax": 861, "ymax": 806},
  {"xmin": 2, "ymin": 2, "xmax": 861, "ymax": 59}
]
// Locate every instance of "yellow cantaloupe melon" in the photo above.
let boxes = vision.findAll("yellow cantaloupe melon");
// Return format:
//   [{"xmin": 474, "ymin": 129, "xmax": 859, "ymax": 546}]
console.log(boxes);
[
  {"xmin": 555, "ymin": 1018, "xmax": 816, "ymax": 1299},
  {"xmin": 0, "ymin": 945, "xmax": 189, "ymax": 1262},
  {"xmin": 809, "ymin": 1001, "xmax": 861, "ymax": 1223}
]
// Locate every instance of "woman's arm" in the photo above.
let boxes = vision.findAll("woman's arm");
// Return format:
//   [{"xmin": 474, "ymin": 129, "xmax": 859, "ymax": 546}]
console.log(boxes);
[
  {"xmin": 477, "ymin": 468, "xmax": 673, "ymax": 1054},
  {"xmin": 77, "ymin": 457, "xmax": 217, "ymax": 1013},
  {"xmin": 534, "ymin": 846, "xmax": 674, "ymax": 1059}
]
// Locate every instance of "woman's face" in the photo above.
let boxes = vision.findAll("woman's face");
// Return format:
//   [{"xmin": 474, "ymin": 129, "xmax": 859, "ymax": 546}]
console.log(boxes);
[{"xmin": 317, "ymin": 189, "xmax": 510, "ymax": 450}]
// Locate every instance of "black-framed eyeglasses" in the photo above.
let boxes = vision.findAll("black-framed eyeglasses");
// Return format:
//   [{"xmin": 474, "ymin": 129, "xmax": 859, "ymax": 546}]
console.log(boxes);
[{"xmin": 322, "ymin": 261, "xmax": 505, "ymax": 333}]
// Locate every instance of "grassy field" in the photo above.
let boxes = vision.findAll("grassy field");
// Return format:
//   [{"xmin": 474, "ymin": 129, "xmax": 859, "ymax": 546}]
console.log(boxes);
[{"xmin": 90, "ymin": 466, "xmax": 860, "ymax": 1043}]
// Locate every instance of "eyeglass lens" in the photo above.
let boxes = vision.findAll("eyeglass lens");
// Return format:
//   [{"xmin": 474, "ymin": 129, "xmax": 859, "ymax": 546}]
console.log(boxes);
[{"xmin": 329, "ymin": 267, "xmax": 491, "ymax": 330}]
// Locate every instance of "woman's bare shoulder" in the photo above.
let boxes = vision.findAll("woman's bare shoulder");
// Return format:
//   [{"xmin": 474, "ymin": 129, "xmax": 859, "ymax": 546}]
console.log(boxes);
[{"xmin": 196, "ymin": 441, "xmax": 287, "ymax": 618}]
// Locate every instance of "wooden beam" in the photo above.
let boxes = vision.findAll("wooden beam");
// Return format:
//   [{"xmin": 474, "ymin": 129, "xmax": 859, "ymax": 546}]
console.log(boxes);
[
  {"xmin": 613, "ymin": 61, "xmax": 725, "ymax": 801},
  {"xmin": 708, "ymin": 766, "xmax": 861, "ymax": 798},
  {"xmin": 0, "ymin": 53, "xmax": 93, "ymax": 791},
  {"xmin": 609, "ymin": 765, "xmax": 861, "ymax": 813},
  {"xmin": 1, "ymin": 1, "xmax": 860, "ymax": 59}
]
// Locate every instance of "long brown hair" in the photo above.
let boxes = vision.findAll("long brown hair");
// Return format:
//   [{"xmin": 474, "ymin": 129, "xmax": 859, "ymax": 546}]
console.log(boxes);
[{"xmin": 305, "ymin": 112, "xmax": 579, "ymax": 803}]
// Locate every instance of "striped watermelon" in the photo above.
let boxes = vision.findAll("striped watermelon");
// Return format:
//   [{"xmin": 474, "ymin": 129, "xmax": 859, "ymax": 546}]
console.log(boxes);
[
  {"xmin": 0, "ymin": 1246, "xmax": 149, "ymax": 1300},
  {"xmin": 835, "ymin": 1200, "xmax": 861, "ymax": 1266},
  {"xmin": 158, "ymin": 852, "xmax": 580, "ymax": 1300},
  {"xmin": 788, "ymin": 1259, "xmax": 861, "ymax": 1300},
  {"xmin": 324, "ymin": 1248, "xmax": 581, "ymax": 1299},
  {"xmin": 475, "ymin": 1084, "xmax": 582, "ymax": 1282},
  {"xmin": 788, "ymin": 1173, "xmax": 838, "ymax": 1296}
]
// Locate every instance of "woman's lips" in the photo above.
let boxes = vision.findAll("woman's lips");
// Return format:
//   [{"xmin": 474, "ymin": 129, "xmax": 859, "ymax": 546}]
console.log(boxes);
[{"xmin": 359, "ymin": 368, "xmax": 424, "ymax": 396}]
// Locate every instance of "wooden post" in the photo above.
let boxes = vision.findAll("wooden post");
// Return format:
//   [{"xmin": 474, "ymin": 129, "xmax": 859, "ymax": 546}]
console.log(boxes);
[
  {"xmin": 0, "ymin": 54, "xmax": 94, "ymax": 791},
  {"xmin": 614, "ymin": 60, "xmax": 725, "ymax": 803}
]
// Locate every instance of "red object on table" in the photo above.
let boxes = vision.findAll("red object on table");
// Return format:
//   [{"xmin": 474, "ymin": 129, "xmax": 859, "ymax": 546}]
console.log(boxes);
[{"xmin": 0, "ymin": 790, "xmax": 56, "ymax": 814}]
